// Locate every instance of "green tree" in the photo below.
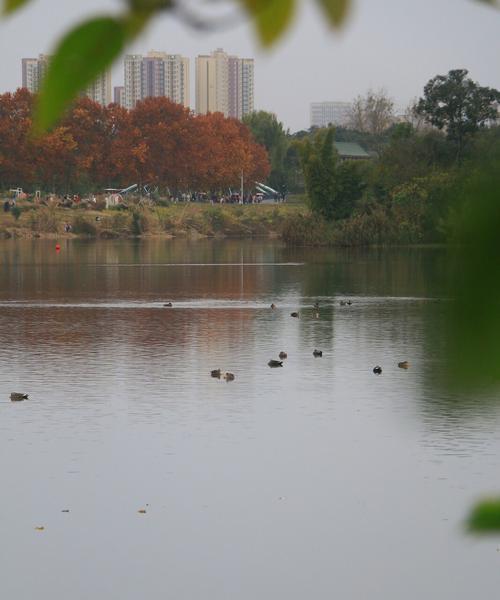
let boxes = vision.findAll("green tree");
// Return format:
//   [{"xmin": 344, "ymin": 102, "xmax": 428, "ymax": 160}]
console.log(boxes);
[
  {"xmin": 242, "ymin": 110, "xmax": 289, "ymax": 190},
  {"xmin": 416, "ymin": 69, "xmax": 500, "ymax": 162},
  {"xmin": 301, "ymin": 128, "xmax": 338, "ymax": 219},
  {"xmin": 335, "ymin": 160, "xmax": 366, "ymax": 218}
]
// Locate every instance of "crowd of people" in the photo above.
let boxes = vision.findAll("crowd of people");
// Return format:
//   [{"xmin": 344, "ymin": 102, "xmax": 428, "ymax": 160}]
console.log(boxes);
[{"xmin": 172, "ymin": 191, "xmax": 287, "ymax": 204}]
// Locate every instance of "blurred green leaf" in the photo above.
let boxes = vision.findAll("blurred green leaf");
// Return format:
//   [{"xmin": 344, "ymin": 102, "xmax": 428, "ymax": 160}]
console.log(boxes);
[
  {"xmin": 467, "ymin": 499, "xmax": 500, "ymax": 533},
  {"xmin": 446, "ymin": 161, "xmax": 500, "ymax": 388},
  {"xmin": 239, "ymin": 0, "xmax": 296, "ymax": 46},
  {"xmin": 3, "ymin": 0, "xmax": 31, "ymax": 15},
  {"xmin": 34, "ymin": 17, "xmax": 128, "ymax": 133},
  {"xmin": 316, "ymin": 0, "xmax": 350, "ymax": 27}
]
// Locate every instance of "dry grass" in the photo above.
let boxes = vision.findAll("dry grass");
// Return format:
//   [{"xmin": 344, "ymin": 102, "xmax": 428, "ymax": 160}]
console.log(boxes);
[{"xmin": 0, "ymin": 201, "xmax": 303, "ymax": 239}]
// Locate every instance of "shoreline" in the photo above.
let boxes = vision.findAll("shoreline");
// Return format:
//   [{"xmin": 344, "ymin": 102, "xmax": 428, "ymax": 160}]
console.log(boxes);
[
  {"xmin": 0, "ymin": 201, "xmax": 445, "ymax": 246},
  {"xmin": 0, "ymin": 203, "xmax": 293, "ymax": 241}
]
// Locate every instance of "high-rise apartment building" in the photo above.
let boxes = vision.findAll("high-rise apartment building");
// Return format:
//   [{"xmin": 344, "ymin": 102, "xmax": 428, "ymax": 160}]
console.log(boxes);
[
  {"xmin": 123, "ymin": 51, "xmax": 190, "ymax": 110},
  {"xmin": 240, "ymin": 58, "xmax": 254, "ymax": 119},
  {"xmin": 84, "ymin": 71, "xmax": 112, "ymax": 106},
  {"xmin": 21, "ymin": 54, "xmax": 50, "ymax": 93},
  {"xmin": 124, "ymin": 54, "xmax": 143, "ymax": 109},
  {"xmin": 114, "ymin": 86, "xmax": 125, "ymax": 106},
  {"xmin": 195, "ymin": 48, "xmax": 254, "ymax": 119},
  {"xmin": 310, "ymin": 101, "xmax": 352, "ymax": 128},
  {"xmin": 22, "ymin": 55, "xmax": 111, "ymax": 106}
]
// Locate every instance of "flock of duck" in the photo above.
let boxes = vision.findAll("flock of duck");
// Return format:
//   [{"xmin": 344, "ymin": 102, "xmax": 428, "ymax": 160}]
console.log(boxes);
[
  {"xmin": 207, "ymin": 300, "xmax": 410, "ymax": 383},
  {"xmin": 9, "ymin": 300, "xmax": 410, "ymax": 400}
]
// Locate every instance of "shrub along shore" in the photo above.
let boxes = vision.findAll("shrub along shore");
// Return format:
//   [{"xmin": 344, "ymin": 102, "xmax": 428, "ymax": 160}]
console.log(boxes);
[
  {"xmin": 0, "ymin": 203, "xmax": 298, "ymax": 241},
  {"xmin": 0, "ymin": 199, "xmax": 452, "ymax": 246}
]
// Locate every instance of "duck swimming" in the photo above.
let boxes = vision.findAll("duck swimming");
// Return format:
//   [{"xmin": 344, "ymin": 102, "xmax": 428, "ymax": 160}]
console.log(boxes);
[
  {"xmin": 270, "ymin": 303, "xmax": 276, "ymax": 309},
  {"xmin": 373, "ymin": 366, "xmax": 382, "ymax": 375},
  {"xmin": 398, "ymin": 361, "xmax": 410, "ymax": 369},
  {"xmin": 290, "ymin": 312, "xmax": 299, "ymax": 318},
  {"xmin": 163, "ymin": 302, "xmax": 173, "ymax": 307},
  {"xmin": 279, "ymin": 351, "xmax": 288, "ymax": 359},
  {"xmin": 313, "ymin": 349, "xmax": 323, "ymax": 357},
  {"xmin": 224, "ymin": 373, "xmax": 235, "ymax": 381},
  {"xmin": 10, "ymin": 392, "xmax": 28, "ymax": 401},
  {"xmin": 211, "ymin": 369, "xmax": 221, "ymax": 378},
  {"xmin": 268, "ymin": 359, "xmax": 283, "ymax": 368}
]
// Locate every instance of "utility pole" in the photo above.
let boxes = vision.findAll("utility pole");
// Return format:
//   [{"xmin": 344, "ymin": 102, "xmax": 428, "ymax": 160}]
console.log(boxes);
[{"xmin": 240, "ymin": 170, "xmax": 244, "ymax": 204}]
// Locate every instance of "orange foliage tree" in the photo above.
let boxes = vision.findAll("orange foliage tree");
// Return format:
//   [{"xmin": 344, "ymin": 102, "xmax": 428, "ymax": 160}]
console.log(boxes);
[
  {"xmin": 0, "ymin": 90, "xmax": 270, "ymax": 194},
  {"xmin": 0, "ymin": 89, "xmax": 36, "ymax": 188}
]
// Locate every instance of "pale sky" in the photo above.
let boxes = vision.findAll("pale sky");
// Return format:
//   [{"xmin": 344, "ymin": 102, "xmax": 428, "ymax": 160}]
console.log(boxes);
[{"xmin": 1, "ymin": 0, "xmax": 499, "ymax": 132}]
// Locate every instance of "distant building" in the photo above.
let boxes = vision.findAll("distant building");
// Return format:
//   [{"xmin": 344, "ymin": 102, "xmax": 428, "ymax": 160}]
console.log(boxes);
[
  {"xmin": 334, "ymin": 141, "xmax": 371, "ymax": 161},
  {"xmin": 84, "ymin": 71, "xmax": 112, "ymax": 106},
  {"xmin": 123, "ymin": 51, "xmax": 190, "ymax": 110},
  {"xmin": 124, "ymin": 54, "xmax": 143, "ymax": 109},
  {"xmin": 22, "ymin": 55, "xmax": 111, "ymax": 106},
  {"xmin": 21, "ymin": 54, "xmax": 50, "ymax": 93},
  {"xmin": 114, "ymin": 86, "xmax": 125, "ymax": 106},
  {"xmin": 196, "ymin": 48, "xmax": 254, "ymax": 119},
  {"xmin": 310, "ymin": 101, "xmax": 352, "ymax": 128}
]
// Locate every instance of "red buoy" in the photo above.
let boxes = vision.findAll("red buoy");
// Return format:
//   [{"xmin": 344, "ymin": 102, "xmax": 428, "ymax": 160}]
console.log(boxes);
[{"xmin": 55, "ymin": 244, "xmax": 61, "ymax": 252}]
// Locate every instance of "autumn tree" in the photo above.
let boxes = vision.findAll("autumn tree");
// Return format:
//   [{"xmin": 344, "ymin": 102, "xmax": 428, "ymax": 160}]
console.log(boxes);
[
  {"xmin": 61, "ymin": 98, "xmax": 107, "ymax": 191},
  {"xmin": 0, "ymin": 91, "xmax": 270, "ymax": 195},
  {"xmin": 194, "ymin": 112, "xmax": 269, "ymax": 192},
  {"xmin": 99, "ymin": 103, "xmax": 145, "ymax": 188},
  {"xmin": 0, "ymin": 89, "xmax": 36, "ymax": 188},
  {"xmin": 34, "ymin": 126, "xmax": 78, "ymax": 192},
  {"xmin": 131, "ymin": 97, "xmax": 193, "ymax": 192}
]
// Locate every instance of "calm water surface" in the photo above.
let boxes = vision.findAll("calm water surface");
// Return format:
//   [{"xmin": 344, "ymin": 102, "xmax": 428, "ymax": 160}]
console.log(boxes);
[{"xmin": 1, "ymin": 239, "xmax": 499, "ymax": 600}]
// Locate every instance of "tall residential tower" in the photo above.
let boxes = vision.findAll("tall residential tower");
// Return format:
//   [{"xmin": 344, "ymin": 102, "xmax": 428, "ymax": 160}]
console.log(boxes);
[
  {"xmin": 195, "ymin": 49, "xmax": 254, "ymax": 119},
  {"xmin": 21, "ymin": 54, "xmax": 50, "ymax": 93},
  {"xmin": 21, "ymin": 55, "xmax": 111, "ymax": 105},
  {"xmin": 123, "ymin": 51, "xmax": 190, "ymax": 110}
]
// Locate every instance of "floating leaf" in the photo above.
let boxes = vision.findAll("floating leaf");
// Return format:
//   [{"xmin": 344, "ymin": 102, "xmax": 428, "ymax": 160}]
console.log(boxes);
[
  {"xmin": 239, "ymin": 0, "xmax": 296, "ymax": 46},
  {"xmin": 33, "ymin": 17, "xmax": 128, "ymax": 133},
  {"xmin": 467, "ymin": 499, "xmax": 500, "ymax": 533},
  {"xmin": 315, "ymin": 0, "xmax": 350, "ymax": 27},
  {"xmin": 2, "ymin": 0, "xmax": 31, "ymax": 15}
]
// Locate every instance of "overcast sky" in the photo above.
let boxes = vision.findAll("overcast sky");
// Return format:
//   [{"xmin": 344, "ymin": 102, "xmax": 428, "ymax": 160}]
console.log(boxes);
[{"xmin": 0, "ymin": 0, "xmax": 499, "ymax": 131}]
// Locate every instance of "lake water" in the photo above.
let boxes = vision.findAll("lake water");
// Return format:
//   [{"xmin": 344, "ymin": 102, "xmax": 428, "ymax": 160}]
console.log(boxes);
[{"xmin": 1, "ymin": 239, "xmax": 499, "ymax": 600}]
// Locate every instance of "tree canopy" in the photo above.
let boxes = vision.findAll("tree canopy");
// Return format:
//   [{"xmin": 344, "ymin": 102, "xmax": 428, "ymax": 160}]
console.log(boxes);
[
  {"xmin": 243, "ymin": 111, "xmax": 289, "ymax": 190},
  {"xmin": 416, "ymin": 69, "xmax": 500, "ymax": 161},
  {"xmin": 0, "ymin": 91, "xmax": 270, "ymax": 193}
]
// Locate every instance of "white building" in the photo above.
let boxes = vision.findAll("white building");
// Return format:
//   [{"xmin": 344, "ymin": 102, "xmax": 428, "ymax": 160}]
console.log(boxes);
[
  {"xmin": 310, "ymin": 101, "xmax": 352, "ymax": 128},
  {"xmin": 21, "ymin": 54, "xmax": 50, "ymax": 93}
]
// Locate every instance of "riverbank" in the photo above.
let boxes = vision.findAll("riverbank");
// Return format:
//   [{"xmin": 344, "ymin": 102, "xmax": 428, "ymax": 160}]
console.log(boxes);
[
  {"xmin": 0, "ymin": 203, "xmax": 302, "ymax": 241},
  {"xmin": 0, "ymin": 200, "xmax": 444, "ymax": 245}
]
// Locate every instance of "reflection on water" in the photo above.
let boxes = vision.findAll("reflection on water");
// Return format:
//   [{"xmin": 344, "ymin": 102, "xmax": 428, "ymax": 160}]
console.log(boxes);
[{"xmin": 0, "ymin": 239, "xmax": 499, "ymax": 600}]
